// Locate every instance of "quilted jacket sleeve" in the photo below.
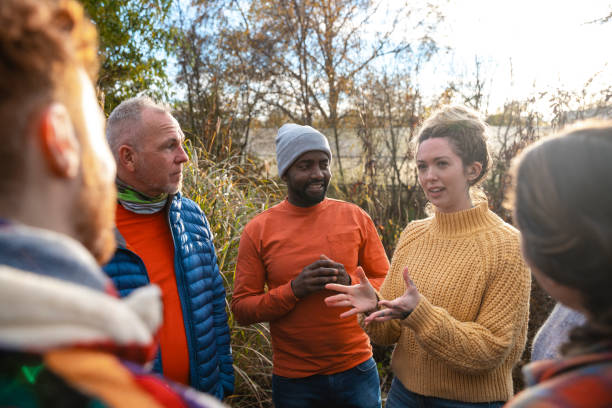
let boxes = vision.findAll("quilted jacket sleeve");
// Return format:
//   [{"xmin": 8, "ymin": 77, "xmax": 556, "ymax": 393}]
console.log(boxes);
[{"xmin": 198, "ymin": 208, "xmax": 235, "ymax": 398}]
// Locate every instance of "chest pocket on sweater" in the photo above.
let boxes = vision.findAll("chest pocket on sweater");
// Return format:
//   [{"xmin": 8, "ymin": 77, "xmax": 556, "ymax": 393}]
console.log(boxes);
[{"xmin": 326, "ymin": 230, "xmax": 361, "ymax": 272}]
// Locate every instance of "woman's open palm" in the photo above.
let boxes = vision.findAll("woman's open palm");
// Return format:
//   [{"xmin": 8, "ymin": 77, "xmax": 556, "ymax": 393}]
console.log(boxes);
[
  {"xmin": 324, "ymin": 267, "xmax": 378, "ymax": 318},
  {"xmin": 364, "ymin": 267, "xmax": 421, "ymax": 324}
]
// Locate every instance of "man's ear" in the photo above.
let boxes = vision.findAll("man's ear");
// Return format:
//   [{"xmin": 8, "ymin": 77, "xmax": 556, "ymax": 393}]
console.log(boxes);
[
  {"xmin": 118, "ymin": 144, "xmax": 137, "ymax": 172},
  {"xmin": 39, "ymin": 103, "xmax": 80, "ymax": 179}
]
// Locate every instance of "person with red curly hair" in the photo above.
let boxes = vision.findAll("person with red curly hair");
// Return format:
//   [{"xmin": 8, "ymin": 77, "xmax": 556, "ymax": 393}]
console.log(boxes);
[{"xmin": 0, "ymin": 1, "xmax": 223, "ymax": 406}]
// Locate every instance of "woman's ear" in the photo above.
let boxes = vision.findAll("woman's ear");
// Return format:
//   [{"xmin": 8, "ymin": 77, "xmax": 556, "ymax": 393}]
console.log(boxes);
[
  {"xmin": 466, "ymin": 161, "xmax": 483, "ymax": 183},
  {"xmin": 38, "ymin": 103, "xmax": 80, "ymax": 179}
]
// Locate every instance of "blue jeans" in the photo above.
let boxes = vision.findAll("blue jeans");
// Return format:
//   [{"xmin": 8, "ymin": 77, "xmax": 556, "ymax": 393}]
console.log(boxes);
[
  {"xmin": 386, "ymin": 378, "xmax": 504, "ymax": 408},
  {"xmin": 272, "ymin": 357, "xmax": 381, "ymax": 408}
]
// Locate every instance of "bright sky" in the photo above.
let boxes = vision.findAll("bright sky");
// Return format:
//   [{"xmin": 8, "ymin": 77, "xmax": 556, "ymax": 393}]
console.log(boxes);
[
  {"xmin": 170, "ymin": 0, "xmax": 611, "ymax": 118},
  {"xmin": 421, "ymin": 0, "xmax": 612, "ymax": 114}
]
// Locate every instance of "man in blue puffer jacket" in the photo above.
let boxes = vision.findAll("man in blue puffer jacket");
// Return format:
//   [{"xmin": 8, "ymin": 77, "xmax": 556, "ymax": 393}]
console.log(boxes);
[{"xmin": 103, "ymin": 96, "xmax": 234, "ymax": 400}]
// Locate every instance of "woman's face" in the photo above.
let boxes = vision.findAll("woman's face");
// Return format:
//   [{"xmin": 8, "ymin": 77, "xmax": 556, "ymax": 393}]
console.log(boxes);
[{"xmin": 416, "ymin": 137, "xmax": 480, "ymax": 213}]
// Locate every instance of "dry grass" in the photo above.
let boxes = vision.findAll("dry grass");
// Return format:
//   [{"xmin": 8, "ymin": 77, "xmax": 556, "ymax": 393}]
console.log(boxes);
[{"xmin": 182, "ymin": 144, "xmax": 282, "ymax": 407}]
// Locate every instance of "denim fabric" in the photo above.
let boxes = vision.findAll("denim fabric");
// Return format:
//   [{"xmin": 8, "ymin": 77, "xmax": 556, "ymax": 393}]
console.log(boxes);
[
  {"xmin": 272, "ymin": 357, "xmax": 381, "ymax": 408},
  {"xmin": 385, "ymin": 378, "xmax": 504, "ymax": 408}
]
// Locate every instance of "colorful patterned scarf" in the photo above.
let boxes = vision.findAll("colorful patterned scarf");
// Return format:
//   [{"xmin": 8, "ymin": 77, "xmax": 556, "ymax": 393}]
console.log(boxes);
[{"xmin": 116, "ymin": 179, "xmax": 168, "ymax": 214}]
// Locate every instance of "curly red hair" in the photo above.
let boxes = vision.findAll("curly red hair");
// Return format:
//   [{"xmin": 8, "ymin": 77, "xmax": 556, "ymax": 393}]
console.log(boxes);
[{"xmin": 0, "ymin": 0, "xmax": 98, "ymax": 193}]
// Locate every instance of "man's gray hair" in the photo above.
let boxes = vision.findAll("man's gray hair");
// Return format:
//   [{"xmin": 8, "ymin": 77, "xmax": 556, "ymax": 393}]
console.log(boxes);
[{"xmin": 106, "ymin": 95, "xmax": 169, "ymax": 158}]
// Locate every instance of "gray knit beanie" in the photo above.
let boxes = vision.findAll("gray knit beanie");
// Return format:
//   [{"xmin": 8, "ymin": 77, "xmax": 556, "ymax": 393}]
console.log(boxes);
[{"xmin": 275, "ymin": 124, "xmax": 332, "ymax": 176}]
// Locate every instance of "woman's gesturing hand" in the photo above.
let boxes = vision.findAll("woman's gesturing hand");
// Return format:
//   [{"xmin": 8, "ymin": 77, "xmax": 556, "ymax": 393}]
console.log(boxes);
[
  {"xmin": 324, "ymin": 267, "xmax": 378, "ymax": 318},
  {"xmin": 364, "ymin": 267, "xmax": 421, "ymax": 325}
]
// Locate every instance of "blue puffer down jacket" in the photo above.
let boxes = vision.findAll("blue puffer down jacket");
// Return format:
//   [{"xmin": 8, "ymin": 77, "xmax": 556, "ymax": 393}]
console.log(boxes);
[{"xmin": 103, "ymin": 193, "xmax": 234, "ymax": 400}]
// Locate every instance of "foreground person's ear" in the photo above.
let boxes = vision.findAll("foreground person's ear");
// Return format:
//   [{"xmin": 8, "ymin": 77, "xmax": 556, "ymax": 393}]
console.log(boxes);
[{"xmin": 39, "ymin": 103, "xmax": 80, "ymax": 179}]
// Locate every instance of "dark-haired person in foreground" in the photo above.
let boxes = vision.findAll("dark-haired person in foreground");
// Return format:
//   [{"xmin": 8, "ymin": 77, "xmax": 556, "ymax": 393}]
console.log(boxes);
[
  {"xmin": 506, "ymin": 122, "xmax": 612, "ymax": 407},
  {"xmin": 0, "ymin": 0, "xmax": 223, "ymax": 406}
]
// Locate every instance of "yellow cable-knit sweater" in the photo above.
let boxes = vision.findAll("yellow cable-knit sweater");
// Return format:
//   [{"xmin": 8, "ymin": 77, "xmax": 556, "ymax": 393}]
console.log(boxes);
[{"xmin": 365, "ymin": 202, "xmax": 531, "ymax": 403}]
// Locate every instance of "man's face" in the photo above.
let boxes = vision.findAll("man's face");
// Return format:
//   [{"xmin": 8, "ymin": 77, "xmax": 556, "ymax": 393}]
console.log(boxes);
[
  {"xmin": 71, "ymin": 70, "xmax": 117, "ymax": 264},
  {"xmin": 131, "ymin": 109, "xmax": 189, "ymax": 197},
  {"xmin": 283, "ymin": 150, "xmax": 331, "ymax": 207}
]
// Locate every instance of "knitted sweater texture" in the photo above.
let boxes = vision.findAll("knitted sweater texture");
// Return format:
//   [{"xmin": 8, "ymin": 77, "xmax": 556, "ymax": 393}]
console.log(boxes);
[{"xmin": 365, "ymin": 202, "xmax": 531, "ymax": 402}]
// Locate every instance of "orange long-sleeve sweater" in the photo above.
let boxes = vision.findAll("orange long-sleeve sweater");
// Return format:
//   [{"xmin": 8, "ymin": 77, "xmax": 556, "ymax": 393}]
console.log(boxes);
[
  {"xmin": 115, "ymin": 204, "xmax": 190, "ymax": 385},
  {"xmin": 365, "ymin": 202, "xmax": 531, "ymax": 402},
  {"xmin": 232, "ymin": 198, "xmax": 389, "ymax": 378}
]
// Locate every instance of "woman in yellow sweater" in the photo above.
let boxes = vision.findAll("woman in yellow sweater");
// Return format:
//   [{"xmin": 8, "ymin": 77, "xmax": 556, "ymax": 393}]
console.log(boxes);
[{"xmin": 326, "ymin": 105, "xmax": 531, "ymax": 407}]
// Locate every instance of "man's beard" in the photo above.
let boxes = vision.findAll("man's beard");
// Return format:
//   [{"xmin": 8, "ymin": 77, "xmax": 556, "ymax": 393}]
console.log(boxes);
[
  {"xmin": 293, "ymin": 181, "xmax": 328, "ymax": 206},
  {"xmin": 72, "ymin": 147, "xmax": 117, "ymax": 265}
]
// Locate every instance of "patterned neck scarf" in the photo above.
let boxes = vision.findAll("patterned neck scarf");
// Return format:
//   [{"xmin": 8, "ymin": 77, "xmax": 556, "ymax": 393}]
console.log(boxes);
[{"xmin": 116, "ymin": 179, "xmax": 168, "ymax": 214}]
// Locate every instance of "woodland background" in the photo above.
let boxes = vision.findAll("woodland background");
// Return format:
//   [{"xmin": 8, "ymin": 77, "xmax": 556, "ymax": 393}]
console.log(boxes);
[{"xmin": 83, "ymin": 1, "xmax": 612, "ymax": 405}]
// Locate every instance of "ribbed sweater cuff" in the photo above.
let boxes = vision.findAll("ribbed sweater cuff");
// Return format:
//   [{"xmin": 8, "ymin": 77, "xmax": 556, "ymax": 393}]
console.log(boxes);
[{"xmin": 401, "ymin": 295, "xmax": 437, "ymax": 331}]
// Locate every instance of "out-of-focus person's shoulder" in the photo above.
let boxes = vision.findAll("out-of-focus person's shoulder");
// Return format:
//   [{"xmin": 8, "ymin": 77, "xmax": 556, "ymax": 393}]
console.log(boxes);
[
  {"xmin": 506, "ymin": 385, "xmax": 559, "ymax": 407},
  {"xmin": 507, "ymin": 356, "xmax": 612, "ymax": 408}
]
